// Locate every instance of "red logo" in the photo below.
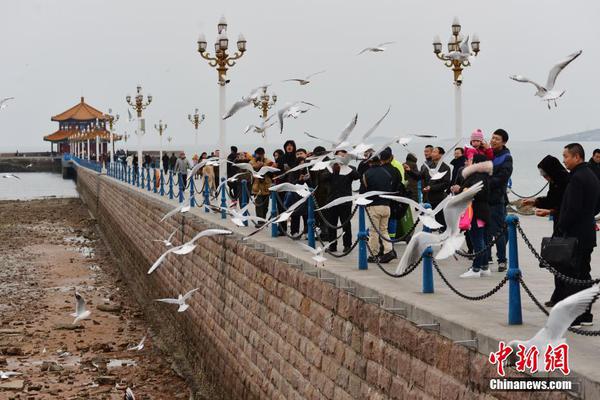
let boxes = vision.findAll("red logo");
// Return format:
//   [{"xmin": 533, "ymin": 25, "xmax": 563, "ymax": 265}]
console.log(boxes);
[{"xmin": 488, "ymin": 342, "xmax": 570, "ymax": 376}]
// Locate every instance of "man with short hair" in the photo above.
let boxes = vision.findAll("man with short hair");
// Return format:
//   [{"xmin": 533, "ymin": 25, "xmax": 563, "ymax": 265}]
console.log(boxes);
[
  {"xmin": 557, "ymin": 143, "xmax": 600, "ymax": 327},
  {"xmin": 423, "ymin": 146, "xmax": 451, "ymax": 228},
  {"xmin": 450, "ymin": 147, "xmax": 466, "ymax": 185},
  {"xmin": 589, "ymin": 148, "xmax": 600, "ymax": 181},
  {"xmin": 174, "ymin": 152, "xmax": 192, "ymax": 188},
  {"xmin": 487, "ymin": 129, "xmax": 513, "ymax": 272}
]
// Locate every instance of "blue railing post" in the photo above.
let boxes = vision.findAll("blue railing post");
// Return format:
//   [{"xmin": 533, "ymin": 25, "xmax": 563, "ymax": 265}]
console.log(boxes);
[
  {"xmin": 127, "ymin": 166, "xmax": 131, "ymax": 184},
  {"xmin": 220, "ymin": 177, "xmax": 227, "ymax": 219},
  {"xmin": 146, "ymin": 168, "xmax": 151, "ymax": 191},
  {"xmin": 140, "ymin": 167, "xmax": 145, "ymax": 188},
  {"xmin": 152, "ymin": 168, "xmax": 157, "ymax": 193},
  {"xmin": 270, "ymin": 191, "xmax": 278, "ymax": 237},
  {"xmin": 136, "ymin": 167, "xmax": 140, "ymax": 187},
  {"xmin": 160, "ymin": 170, "xmax": 165, "ymax": 196},
  {"xmin": 307, "ymin": 194, "xmax": 315, "ymax": 248},
  {"xmin": 358, "ymin": 205, "xmax": 368, "ymax": 270},
  {"xmin": 203, "ymin": 175, "xmax": 210, "ymax": 212},
  {"xmin": 178, "ymin": 173, "xmax": 184, "ymax": 204},
  {"xmin": 507, "ymin": 214, "xmax": 523, "ymax": 325},
  {"xmin": 168, "ymin": 170, "xmax": 174, "ymax": 199},
  {"xmin": 189, "ymin": 175, "xmax": 196, "ymax": 207},
  {"xmin": 240, "ymin": 179, "xmax": 248, "ymax": 226},
  {"xmin": 422, "ymin": 203, "xmax": 434, "ymax": 293},
  {"xmin": 417, "ymin": 180, "xmax": 423, "ymax": 204}
]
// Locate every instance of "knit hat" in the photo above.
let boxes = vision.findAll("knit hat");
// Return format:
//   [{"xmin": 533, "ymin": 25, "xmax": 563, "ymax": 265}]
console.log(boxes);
[{"xmin": 470, "ymin": 129, "xmax": 484, "ymax": 142}]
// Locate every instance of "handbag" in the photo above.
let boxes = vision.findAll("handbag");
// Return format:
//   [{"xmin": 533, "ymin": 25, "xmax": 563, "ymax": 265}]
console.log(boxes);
[
  {"xmin": 539, "ymin": 236, "xmax": 578, "ymax": 271},
  {"xmin": 459, "ymin": 204, "xmax": 474, "ymax": 231}
]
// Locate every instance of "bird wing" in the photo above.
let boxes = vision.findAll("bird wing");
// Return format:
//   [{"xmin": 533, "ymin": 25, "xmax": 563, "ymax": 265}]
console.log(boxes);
[
  {"xmin": 160, "ymin": 203, "xmax": 184, "ymax": 222},
  {"xmin": 282, "ymin": 78, "xmax": 304, "ymax": 83},
  {"xmin": 442, "ymin": 181, "xmax": 483, "ymax": 237},
  {"xmin": 233, "ymin": 162, "xmax": 253, "ymax": 173},
  {"xmin": 298, "ymin": 242, "xmax": 319, "ymax": 255},
  {"xmin": 369, "ymin": 136, "xmax": 408, "ymax": 159},
  {"xmin": 376, "ymin": 41, "xmax": 396, "ymax": 47},
  {"xmin": 380, "ymin": 195, "xmax": 424, "ymax": 213},
  {"xmin": 75, "ymin": 292, "xmax": 86, "ymax": 315},
  {"xmin": 335, "ymin": 114, "xmax": 358, "ymax": 146},
  {"xmin": 509, "ymin": 75, "xmax": 545, "ymax": 92},
  {"xmin": 411, "ymin": 134, "xmax": 438, "ymax": 138},
  {"xmin": 529, "ymin": 284, "xmax": 600, "ymax": 350},
  {"xmin": 277, "ymin": 105, "xmax": 290, "ymax": 133},
  {"xmin": 305, "ymin": 70, "xmax": 326, "ymax": 80},
  {"xmin": 361, "ymin": 106, "xmax": 391, "ymax": 140},
  {"xmin": 155, "ymin": 298, "xmax": 181, "ymax": 304},
  {"xmin": 459, "ymin": 35, "xmax": 470, "ymax": 55},
  {"xmin": 395, "ymin": 232, "xmax": 441, "ymax": 273},
  {"xmin": 545, "ymin": 50, "xmax": 582, "ymax": 91},
  {"xmin": 147, "ymin": 246, "xmax": 181, "ymax": 274},
  {"xmin": 304, "ymin": 131, "xmax": 336, "ymax": 145},
  {"xmin": 257, "ymin": 166, "xmax": 280, "ymax": 176},
  {"xmin": 125, "ymin": 387, "xmax": 136, "ymax": 400},
  {"xmin": 182, "ymin": 288, "xmax": 200, "ymax": 301},
  {"xmin": 0, "ymin": 97, "xmax": 14, "ymax": 107},
  {"xmin": 189, "ymin": 229, "xmax": 232, "ymax": 244},
  {"xmin": 222, "ymin": 99, "xmax": 251, "ymax": 120},
  {"xmin": 316, "ymin": 195, "xmax": 356, "ymax": 211},
  {"xmin": 270, "ymin": 182, "xmax": 302, "ymax": 193},
  {"xmin": 285, "ymin": 194, "xmax": 311, "ymax": 214}
]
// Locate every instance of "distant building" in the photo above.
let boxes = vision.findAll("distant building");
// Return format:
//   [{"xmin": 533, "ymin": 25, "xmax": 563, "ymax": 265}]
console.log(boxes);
[{"xmin": 43, "ymin": 97, "xmax": 119, "ymax": 157}]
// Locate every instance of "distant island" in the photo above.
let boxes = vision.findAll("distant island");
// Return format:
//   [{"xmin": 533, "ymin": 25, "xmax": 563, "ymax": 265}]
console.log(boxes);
[{"xmin": 544, "ymin": 129, "xmax": 600, "ymax": 142}]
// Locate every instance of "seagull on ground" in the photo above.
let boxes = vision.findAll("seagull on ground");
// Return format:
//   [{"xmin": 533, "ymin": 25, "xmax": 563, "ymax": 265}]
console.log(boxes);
[
  {"xmin": 127, "ymin": 334, "xmax": 147, "ymax": 351},
  {"xmin": 282, "ymin": 70, "xmax": 326, "ymax": 86},
  {"xmin": 316, "ymin": 191, "xmax": 393, "ymax": 211},
  {"xmin": 0, "ymin": 371, "xmax": 21, "ymax": 379},
  {"xmin": 152, "ymin": 228, "xmax": 178, "ymax": 247},
  {"xmin": 277, "ymin": 101, "xmax": 318, "ymax": 134},
  {"xmin": 71, "ymin": 291, "xmax": 92, "ymax": 324},
  {"xmin": 509, "ymin": 50, "xmax": 582, "ymax": 109},
  {"xmin": 0, "ymin": 97, "xmax": 15, "ymax": 110},
  {"xmin": 358, "ymin": 42, "xmax": 396, "ymax": 55},
  {"xmin": 155, "ymin": 288, "xmax": 199, "ymax": 312},
  {"xmin": 507, "ymin": 284, "xmax": 600, "ymax": 367},
  {"xmin": 2, "ymin": 173, "xmax": 20, "ymax": 180},
  {"xmin": 422, "ymin": 138, "xmax": 462, "ymax": 180},
  {"xmin": 299, "ymin": 242, "xmax": 329, "ymax": 264},
  {"xmin": 147, "ymin": 229, "xmax": 232, "ymax": 274},
  {"xmin": 222, "ymin": 84, "xmax": 270, "ymax": 119},
  {"xmin": 395, "ymin": 181, "xmax": 483, "ymax": 273}
]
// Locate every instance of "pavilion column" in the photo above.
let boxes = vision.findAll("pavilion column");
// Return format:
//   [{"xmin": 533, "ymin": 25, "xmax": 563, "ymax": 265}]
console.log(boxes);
[
  {"xmin": 86, "ymin": 139, "xmax": 90, "ymax": 160},
  {"xmin": 95, "ymin": 135, "xmax": 99, "ymax": 162}
]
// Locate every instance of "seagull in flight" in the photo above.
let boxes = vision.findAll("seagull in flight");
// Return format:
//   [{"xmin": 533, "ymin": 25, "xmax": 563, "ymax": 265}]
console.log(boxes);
[
  {"xmin": 411, "ymin": 134, "xmax": 438, "ymax": 139},
  {"xmin": 188, "ymin": 156, "xmax": 220, "ymax": 178},
  {"xmin": 2, "ymin": 173, "xmax": 20, "ymax": 180},
  {"xmin": 509, "ymin": 50, "xmax": 582, "ymax": 109},
  {"xmin": 277, "ymin": 101, "xmax": 318, "ymax": 134},
  {"xmin": 269, "ymin": 182, "xmax": 311, "ymax": 197},
  {"xmin": 243, "ymin": 116, "xmax": 277, "ymax": 137},
  {"xmin": 316, "ymin": 191, "xmax": 392, "ymax": 211},
  {"xmin": 304, "ymin": 113, "xmax": 359, "ymax": 152},
  {"xmin": 358, "ymin": 42, "xmax": 396, "ymax": 55},
  {"xmin": 25, "ymin": 163, "xmax": 33, "ymax": 168},
  {"xmin": 215, "ymin": 172, "xmax": 245, "ymax": 194},
  {"xmin": 208, "ymin": 203, "xmax": 267, "ymax": 227},
  {"xmin": 152, "ymin": 228, "xmax": 178, "ymax": 247},
  {"xmin": 395, "ymin": 181, "xmax": 483, "ymax": 273},
  {"xmin": 381, "ymin": 194, "xmax": 452, "ymax": 230},
  {"xmin": 147, "ymin": 229, "xmax": 232, "ymax": 274},
  {"xmin": 125, "ymin": 387, "xmax": 136, "ymax": 400},
  {"xmin": 422, "ymin": 138, "xmax": 462, "ymax": 180},
  {"xmin": 222, "ymin": 84, "xmax": 270, "ymax": 119},
  {"xmin": 447, "ymin": 35, "xmax": 471, "ymax": 61},
  {"xmin": 155, "ymin": 288, "xmax": 199, "ymax": 312},
  {"xmin": 299, "ymin": 242, "xmax": 330, "ymax": 264},
  {"xmin": 71, "ymin": 291, "xmax": 92, "ymax": 324},
  {"xmin": 507, "ymin": 284, "xmax": 600, "ymax": 367},
  {"xmin": 282, "ymin": 70, "xmax": 326, "ymax": 86},
  {"xmin": 0, "ymin": 97, "xmax": 15, "ymax": 111},
  {"xmin": 127, "ymin": 334, "xmax": 147, "ymax": 351},
  {"xmin": 0, "ymin": 371, "xmax": 21, "ymax": 379},
  {"xmin": 159, "ymin": 200, "xmax": 192, "ymax": 222}
]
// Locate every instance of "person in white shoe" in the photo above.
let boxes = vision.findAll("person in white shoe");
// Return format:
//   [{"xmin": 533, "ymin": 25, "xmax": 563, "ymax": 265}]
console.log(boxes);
[{"xmin": 456, "ymin": 154, "xmax": 493, "ymax": 278}]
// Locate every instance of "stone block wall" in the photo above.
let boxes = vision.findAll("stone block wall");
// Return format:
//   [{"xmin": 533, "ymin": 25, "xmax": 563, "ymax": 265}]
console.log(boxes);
[{"xmin": 75, "ymin": 166, "xmax": 569, "ymax": 400}]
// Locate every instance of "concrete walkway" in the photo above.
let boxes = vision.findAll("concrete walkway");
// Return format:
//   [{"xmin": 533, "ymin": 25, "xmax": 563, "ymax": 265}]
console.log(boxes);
[{"xmin": 109, "ymin": 174, "xmax": 600, "ymax": 398}]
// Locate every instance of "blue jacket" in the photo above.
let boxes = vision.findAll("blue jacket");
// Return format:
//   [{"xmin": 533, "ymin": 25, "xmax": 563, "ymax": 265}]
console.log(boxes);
[{"xmin": 489, "ymin": 147, "xmax": 513, "ymax": 205}]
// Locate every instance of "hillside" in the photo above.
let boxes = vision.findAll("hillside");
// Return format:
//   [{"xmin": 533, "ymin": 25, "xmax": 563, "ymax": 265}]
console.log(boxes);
[{"xmin": 544, "ymin": 129, "xmax": 600, "ymax": 142}]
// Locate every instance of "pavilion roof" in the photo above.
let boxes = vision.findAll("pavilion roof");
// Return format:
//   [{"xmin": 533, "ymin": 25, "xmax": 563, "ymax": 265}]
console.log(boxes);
[
  {"xmin": 44, "ymin": 128, "xmax": 121, "ymax": 142},
  {"xmin": 51, "ymin": 97, "xmax": 108, "ymax": 122}
]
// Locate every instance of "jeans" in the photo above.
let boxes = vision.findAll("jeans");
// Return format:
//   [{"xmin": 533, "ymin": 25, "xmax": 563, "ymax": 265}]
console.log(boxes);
[
  {"xmin": 367, "ymin": 205, "xmax": 392, "ymax": 255},
  {"xmin": 486, "ymin": 203, "xmax": 507, "ymax": 263},
  {"xmin": 469, "ymin": 220, "xmax": 488, "ymax": 272}
]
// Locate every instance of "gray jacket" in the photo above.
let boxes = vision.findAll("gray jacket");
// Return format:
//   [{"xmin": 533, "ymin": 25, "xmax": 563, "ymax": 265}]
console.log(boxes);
[{"xmin": 174, "ymin": 157, "xmax": 191, "ymax": 175}]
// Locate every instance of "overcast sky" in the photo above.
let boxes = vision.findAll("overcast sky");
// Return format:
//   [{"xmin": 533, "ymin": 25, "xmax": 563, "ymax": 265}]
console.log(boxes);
[{"xmin": 1, "ymin": 0, "xmax": 599, "ymax": 153}]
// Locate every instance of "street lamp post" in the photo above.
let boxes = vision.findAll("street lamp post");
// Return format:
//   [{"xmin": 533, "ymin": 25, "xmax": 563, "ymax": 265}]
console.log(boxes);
[
  {"xmin": 126, "ymin": 85, "xmax": 152, "ymax": 176},
  {"xmin": 252, "ymin": 87, "xmax": 277, "ymax": 148},
  {"xmin": 105, "ymin": 108, "xmax": 120, "ymax": 164},
  {"xmin": 123, "ymin": 131, "xmax": 130, "ymax": 154},
  {"xmin": 197, "ymin": 16, "xmax": 247, "ymax": 181},
  {"xmin": 187, "ymin": 108, "xmax": 205, "ymax": 157},
  {"xmin": 154, "ymin": 120, "xmax": 167, "ymax": 170},
  {"xmin": 432, "ymin": 17, "xmax": 480, "ymax": 141}
]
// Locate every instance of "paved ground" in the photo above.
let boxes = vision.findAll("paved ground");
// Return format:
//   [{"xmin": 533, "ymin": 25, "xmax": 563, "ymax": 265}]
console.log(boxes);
[{"xmin": 117, "ymin": 175, "xmax": 600, "ymax": 398}]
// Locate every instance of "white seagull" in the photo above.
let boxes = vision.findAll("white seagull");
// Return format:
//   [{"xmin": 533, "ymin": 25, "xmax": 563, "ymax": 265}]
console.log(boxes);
[
  {"xmin": 159, "ymin": 200, "xmax": 192, "ymax": 222},
  {"xmin": 127, "ymin": 334, "xmax": 147, "ymax": 351},
  {"xmin": 152, "ymin": 228, "xmax": 178, "ymax": 247},
  {"xmin": 243, "ymin": 116, "xmax": 277, "ymax": 137},
  {"xmin": 71, "ymin": 291, "xmax": 92, "ymax": 324},
  {"xmin": 188, "ymin": 157, "xmax": 220, "ymax": 178},
  {"xmin": 222, "ymin": 84, "xmax": 270, "ymax": 119},
  {"xmin": 304, "ymin": 113, "xmax": 359, "ymax": 152},
  {"xmin": 269, "ymin": 182, "xmax": 311, "ymax": 197},
  {"xmin": 316, "ymin": 191, "xmax": 392, "ymax": 211},
  {"xmin": 219, "ymin": 203, "xmax": 267, "ymax": 227},
  {"xmin": 274, "ymin": 194, "xmax": 312, "ymax": 223},
  {"xmin": 215, "ymin": 172, "xmax": 245, "ymax": 194},
  {"xmin": 25, "ymin": 163, "xmax": 33, "ymax": 168},
  {"xmin": 2, "ymin": 173, "xmax": 21, "ymax": 180},
  {"xmin": 0, "ymin": 97, "xmax": 15, "ymax": 110},
  {"xmin": 367, "ymin": 136, "xmax": 412, "ymax": 160},
  {"xmin": 147, "ymin": 229, "xmax": 232, "ymax": 274},
  {"xmin": 422, "ymin": 138, "xmax": 462, "ymax": 180},
  {"xmin": 507, "ymin": 284, "xmax": 600, "ymax": 367},
  {"xmin": 277, "ymin": 101, "xmax": 318, "ymax": 134},
  {"xmin": 155, "ymin": 288, "xmax": 199, "ymax": 312},
  {"xmin": 253, "ymin": 166, "xmax": 280, "ymax": 179},
  {"xmin": 395, "ymin": 181, "xmax": 483, "ymax": 273},
  {"xmin": 125, "ymin": 387, "xmax": 136, "ymax": 400},
  {"xmin": 0, "ymin": 371, "xmax": 21, "ymax": 379},
  {"xmin": 282, "ymin": 70, "xmax": 326, "ymax": 86},
  {"xmin": 299, "ymin": 242, "xmax": 329, "ymax": 264},
  {"xmin": 509, "ymin": 50, "xmax": 582, "ymax": 109},
  {"xmin": 358, "ymin": 42, "xmax": 396, "ymax": 55},
  {"xmin": 447, "ymin": 35, "xmax": 471, "ymax": 61},
  {"xmin": 380, "ymin": 194, "xmax": 452, "ymax": 230}
]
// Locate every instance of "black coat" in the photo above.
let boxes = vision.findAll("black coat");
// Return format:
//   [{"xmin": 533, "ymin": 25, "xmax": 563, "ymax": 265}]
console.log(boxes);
[
  {"xmin": 589, "ymin": 158, "xmax": 600, "ymax": 182},
  {"xmin": 460, "ymin": 161, "xmax": 492, "ymax": 225},
  {"xmin": 558, "ymin": 162, "xmax": 600, "ymax": 250},
  {"xmin": 450, "ymin": 156, "xmax": 466, "ymax": 185},
  {"xmin": 535, "ymin": 155, "xmax": 569, "ymax": 235},
  {"xmin": 489, "ymin": 147, "xmax": 513, "ymax": 205},
  {"xmin": 424, "ymin": 161, "xmax": 450, "ymax": 207},
  {"xmin": 322, "ymin": 166, "xmax": 359, "ymax": 202},
  {"xmin": 362, "ymin": 165, "xmax": 395, "ymax": 206}
]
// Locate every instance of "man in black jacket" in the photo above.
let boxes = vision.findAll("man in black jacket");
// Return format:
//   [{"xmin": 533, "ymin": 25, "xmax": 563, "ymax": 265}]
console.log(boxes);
[
  {"xmin": 589, "ymin": 148, "xmax": 600, "ymax": 182},
  {"xmin": 423, "ymin": 146, "xmax": 451, "ymax": 228},
  {"xmin": 557, "ymin": 143, "xmax": 600, "ymax": 327},
  {"xmin": 487, "ymin": 129, "xmax": 513, "ymax": 272}
]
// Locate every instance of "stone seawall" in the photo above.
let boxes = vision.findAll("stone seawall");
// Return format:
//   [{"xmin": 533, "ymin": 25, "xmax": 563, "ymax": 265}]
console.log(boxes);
[{"xmin": 75, "ymin": 166, "xmax": 569, "ymax": 400}]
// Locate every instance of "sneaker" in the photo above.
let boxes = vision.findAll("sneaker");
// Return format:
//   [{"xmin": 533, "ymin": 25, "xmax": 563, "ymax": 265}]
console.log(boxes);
[
  {"xmin": 580, "ymin": 314, "xmax": 594, "ymax": 326},
  {"xmin": 367, "ymin": 256, "xmax": 379, "ymax": 263},
  {"xmin": 378, "ymin": 251, "xmax": 396, "ymax": 264},
  {"xmin": 497, "ymin": 262, "xmax": 507, "ymax": 272},
  {"xmin": 342, "ymin": 246, "xmax": 351, "ymax": 253},
  {"xmin": 480, "ymin": 268, "xmax": 491, "ymax": 277},
  {"xmin": 570, "ymin": 320, "xmax": 582, "ymax": 329},
  {"xmin": 460, "ymin": 269, "xmax": 481, "ymax": 278}
]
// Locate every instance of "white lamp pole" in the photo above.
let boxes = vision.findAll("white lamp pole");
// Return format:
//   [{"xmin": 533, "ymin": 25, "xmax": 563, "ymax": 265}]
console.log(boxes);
[
  {"xmin": 154, "ymin": 120, "xmax": 167, "ymax": 169},
  {"xmin": 126, "ymin": 85, "xmax": 152, "ymax": 176},
  {"xmin": 188, "ymin": 108, "xmax": 205, "ymax": 158}
]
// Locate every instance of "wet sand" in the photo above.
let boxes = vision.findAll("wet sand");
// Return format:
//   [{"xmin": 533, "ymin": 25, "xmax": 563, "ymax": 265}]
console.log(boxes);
[{"xmin": 0, "ymin": 199, "xmax": 191, "ymax": 399}]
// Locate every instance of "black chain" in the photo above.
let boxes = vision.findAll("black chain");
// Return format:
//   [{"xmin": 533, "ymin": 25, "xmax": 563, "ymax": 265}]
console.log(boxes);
[
  {"xmin": 311, "ymin": 194, "xmax": 359, "ymax": 230},
  {"xmin": 365, "ymin": 238, "xmax": 422, "ymax": 278},
  {"xmin": 519, "ymin": 276, "xmax": 600, "ymax": 336},
  {"xmin": 515, "ymin": 222, "xmax": 600, "ymax": 286},
  {"xmin": 365, "ymin": 207, "xmax": 419, "ymax": 243},
  {"xmin": 509, "ymin": 183, "xmax": 549, "ymax": 199},
  {"xmin": 432, "ymin": 259, "xmax": 508, "ymax": 300},
  {"xmin": 313, "ymin": 225, "xmax": 359, "ymax": 258},
  {"xmin": 455, "ymin": 223, "xmax": 508, "ymax": 259}
]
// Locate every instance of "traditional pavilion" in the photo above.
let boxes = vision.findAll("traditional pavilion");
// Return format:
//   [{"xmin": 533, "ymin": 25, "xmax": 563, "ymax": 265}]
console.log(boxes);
[{"xmin": 43, "ymin": 97, "xmax": 119, "ymax": 159}]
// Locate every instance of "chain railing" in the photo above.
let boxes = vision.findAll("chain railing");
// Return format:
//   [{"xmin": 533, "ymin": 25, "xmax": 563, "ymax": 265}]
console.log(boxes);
[
  {"xmin": 311, "ymin": 193, "xmax": 359, "ymax": 231},
  {"xmin": 455, "ymin": 223, "xmax": 507, "ymax": 259},
  {"xmin": 432, "ymin": 259, "xmax": 509, "ymax": 301},
  {"xmin": 508, "ymin": 183, "xmax": 549, "ymax": 199},
  {"xmin": 365, "ymin": 240, "xmax": 422, "ymax": 278}
]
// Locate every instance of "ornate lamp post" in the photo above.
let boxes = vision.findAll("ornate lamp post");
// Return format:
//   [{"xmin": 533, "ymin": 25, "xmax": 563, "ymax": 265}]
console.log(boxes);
[
  {"xmin": 432, "ymin": 17, "xmax": 480, "ymax": 141},
  {"xmin": 105, "ymin": 108, "xmax": 120, "ymax": 164},
  {"xmin": 126, "ymin": 85, "xmax": 152, "ymax": 176},
  {"xmin": 123, "ymin": 131, "xmax": 130, "ymax": 155},
  {"xmin": 154, "ymin": 120, "xmax": 168, "ymax": 169},
  {"xmin": 253, "ymin": 87, "xmax": 277, "ymax": 147},
  {"xmin": 197, "ymin": 15, "xmax": 247, "ymax": 181},
  {"xmin": 187, "ymin": 108, "xmax": 205, "ymax": 157}
]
